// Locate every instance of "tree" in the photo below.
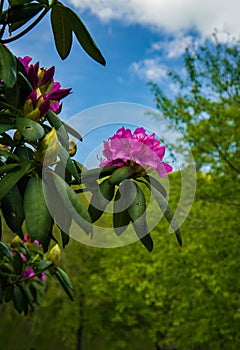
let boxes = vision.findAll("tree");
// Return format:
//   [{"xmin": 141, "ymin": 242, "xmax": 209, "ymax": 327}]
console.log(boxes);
[{"xmin": 149, "ymin": 33, "xmax": 240, "ymax": 198}]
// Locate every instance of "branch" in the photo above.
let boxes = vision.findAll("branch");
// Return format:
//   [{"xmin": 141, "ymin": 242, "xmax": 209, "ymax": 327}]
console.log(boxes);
[
  {"xmin": 211, "ymin": 140, "xmax": 240, "ymax": 175},
  {"xmin": 0, "ymin": 7, "xmax": 50, "ymax": 44}
]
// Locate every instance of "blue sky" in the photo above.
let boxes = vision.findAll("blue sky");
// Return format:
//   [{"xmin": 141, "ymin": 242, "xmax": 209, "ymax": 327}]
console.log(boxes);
[{"xmin": 8, "ymin": 0, "xmax": 240, "ymax": 167}]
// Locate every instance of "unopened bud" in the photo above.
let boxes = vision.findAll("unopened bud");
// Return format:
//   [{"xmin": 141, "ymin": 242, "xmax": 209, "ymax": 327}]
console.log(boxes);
[
  {"xmin": 69, "ymin": 139, "xmax": 77, "ymax": 157},
  {"xmin": 13, "ymin": 130, "xmax": 22, "ymax": 141},
  {"xmin": 11, "ymin": 235, "xmax": 22, "ymax": 247},
  {"xmin": 34, "ymin": 128, "xmax": 60, "ymax": 166},
  {"xmin": 47, "ymin": 244, "xmax": 61, "ymax": 265},
  {"xmin": 25, "ymin": 108, "xmax": 41, "ymax": 121}
]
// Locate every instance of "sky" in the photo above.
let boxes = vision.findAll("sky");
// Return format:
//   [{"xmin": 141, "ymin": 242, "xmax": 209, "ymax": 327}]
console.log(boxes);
[{"xmin": 8, "ymin": 0, "xmax": 240, "ymax": 167}]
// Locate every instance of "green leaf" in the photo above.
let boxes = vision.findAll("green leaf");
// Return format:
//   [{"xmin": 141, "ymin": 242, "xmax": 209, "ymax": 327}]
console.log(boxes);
[
  {"xmin": 9, "ymin": 4, "xmax": 44, "ymax": 32},
  {"xmin": 138, "ymin": 233, "xmax": 154, "ymax": 253},
  {"xmin": 60, "ymin": 229, "xmax": 70, "ymax": 248},
  {"xmin": 113, "ymin": 184, "xmax": 132, "ymax": 235},
  {"xmin": 0, "ymin": 44, "xmax": 17, "ymax": 88},
  {"xmin": 108, "ymin": 166, "xmax": 135, "ymax": 185},
  {"xmin": 0, "ymin": 149, "xmax": 19, "ymax": 161},
  {"xmin": 24, "ymin": 175, "xmax": 53, "ymax": 252},
  {"xmin": 43, "ymin": 172, "xmax": 72, "ymax": 237},
  {"xmin": 0, "ymin": 242, "xmax": 13, "ymax": 260},
  {"xmin": 151, "ymin": 187, "xmax": 182, "ymax": 246},
  {"xmin": 13, "ymin": 144, "xmax": 34, "ymax": 162},
  {"xmin": 1, "ymin": 184, "xmax": 24, "ymax": 233},
  {"xmin": 0, "ymin": 3, "xmax": 44, "ymax": 25},
  {"xmin": 46, "ymin": 110, "xmax": 69, "ymax": 147},
  {"xmin": 49, "ymin": 171, "xmax": 92, "ymax": 235},
  {"xmin": 51, "ymin": 3, "xmax": 73, "ymax": 59},
  {"xmin": 9, "ymin": 0, "xmax": 32, "ymax": 5},
  {"xmin": 54, "ymin": 266, "xmax": 73, "ymax": 301},
  {"xmin": 21, "ymin": 285, "xmax": 34, "ymax": 310},
  {"xmin": 58, "ymin": 145, "xmax": 81, "ymax": 183},
  {"xmin": 16, "ymin": 117, "xmax": 45, "ymax": 142},
  {"xmin": 88, "ymin": 178, "xmax": 115, "ymax": 222},
  {"xmin": 143, "ymin": 174, "xmax": 167, "ymax": 198},
  {"xmin": 33, "ymin": 260, "xmax": 52, "ymax": 273},
  {"xmin": 0, "ymin": 124, "xmax": 14, "ymax": 133},
  {"xmin": 63, "ymin": 6, "xmax": 106, "ymax": 66},
  {"xmin": 12, "ymin": 252, "xmax": 24, "ymax": 275},
  {"xmin": 127, "ymin": 182, "xmax": 153, "ymax": 252},
  {"xmin": 0, "ymin": 163, "xmax": 19, "ymax": 176},
  {"xmin": 0, "ymin": 161, "xmax": 32, "ymax": 200},
  {"xmin": 81, "ymin": 166, "xmax": 117, "ymax": 187},
  {"xmin": 13, "ymin": 285, "xmax": 24, "ymax": 314},
  {"xmin": 62, "ymin": 121, "xmax": 82, "ymax": 141},
  {"xmin": 4, "ymin": 284, "xmax": 14, "ymax": 302}
]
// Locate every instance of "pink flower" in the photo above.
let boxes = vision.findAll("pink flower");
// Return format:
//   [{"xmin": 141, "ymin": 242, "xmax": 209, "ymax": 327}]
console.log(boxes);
[
  {"xmin": 22, "ymin": 234, "xmax": 42, "ymax": 247},
  {"xmin": 40, "ymin": 272, "xmax": 46, "ymax": 281},
  {"xmin": 22, "ymin": 267, "xmax": 35, "ymax": 279},
  {"xmin": 20, "ymin": 252, "xmax": 28, "ymax": 263},
  {"xmin": 99, "ymin": 127, "xmax": 172, "ymax": 177},
  {"xmin": 18, "ymin": 56, "xmax": 71, "ymax": 119}
]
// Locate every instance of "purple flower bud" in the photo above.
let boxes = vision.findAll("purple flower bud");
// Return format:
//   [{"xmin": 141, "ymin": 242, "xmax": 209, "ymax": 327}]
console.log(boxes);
[
  {"xmin": 22, "ymin": 267, "xmax": 35, "ymax": 279},
  {"xmin": 18, "ymin": 56, "xmax": 71, "ymax": 116}
]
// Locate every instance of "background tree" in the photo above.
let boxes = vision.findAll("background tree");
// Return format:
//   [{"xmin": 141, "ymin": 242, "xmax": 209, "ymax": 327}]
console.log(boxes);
[{"xmin": 149, "ymin": 33, "xmax": 240, "ymax": 204}]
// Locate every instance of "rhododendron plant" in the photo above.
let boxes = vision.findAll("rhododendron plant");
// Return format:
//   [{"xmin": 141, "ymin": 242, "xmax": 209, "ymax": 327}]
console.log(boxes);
[{"xmin": 0, "ymin": 0, "xmax": 181, "ymax": 315}]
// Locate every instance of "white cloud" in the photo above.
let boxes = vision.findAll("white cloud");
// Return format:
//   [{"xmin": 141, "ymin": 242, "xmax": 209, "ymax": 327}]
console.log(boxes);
[
  {"xmin": 69, "ymin": 0, "xmax": 240, "ymax": 38},
  {"xmin": 130, "ymin": 58, "xmax": 167, "ymax": 82},
  {"xmin": 151, "ymin": 35, "xmax": 197, "ymax": 58}
]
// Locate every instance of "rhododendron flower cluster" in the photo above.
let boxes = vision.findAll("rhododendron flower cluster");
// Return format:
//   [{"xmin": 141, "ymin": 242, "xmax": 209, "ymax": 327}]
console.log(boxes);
[
  {"xmin": 11, "ymin": 235, "xmax": 46, "ymax": 282},
  {"xmin": 18, "ymin": 56, "xmax": 71, "ymax": 120},
  {"xmin": 99, "ymin": 126, "xmax": 172, "ymax": 177}
]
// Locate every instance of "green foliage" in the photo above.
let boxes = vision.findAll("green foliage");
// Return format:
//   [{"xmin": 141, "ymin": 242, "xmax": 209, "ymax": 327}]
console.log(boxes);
[
  {"xmin": 1, "ymin": 172, "xmax": 239, "ymax": 349},
  {"xmin": 0, "ymin": 234, "xmax": 74, "ymax": 316},
  {"xmin": 0, "ymin": 0, "xmax": 106, "ymax": 65},
  {"xmin": 24, "ymin": 175, "xmax": 53, "ymax": 251},
  {"xmin": 0, "ymin": 0, "xmax": 108, "ymax": 314},
  {"xmin": 149, "ymin": 34, "xmax": 240, "ymax": 181}
]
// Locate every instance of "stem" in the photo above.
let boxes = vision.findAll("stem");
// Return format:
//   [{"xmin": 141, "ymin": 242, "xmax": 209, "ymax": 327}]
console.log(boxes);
[
  {"xmin": 0, "ymin": 0, "xmax": 4, "ymax": 14},
  {"xmin": 0, "ymin": 7, "xmax": 50, "ymax": 44}
]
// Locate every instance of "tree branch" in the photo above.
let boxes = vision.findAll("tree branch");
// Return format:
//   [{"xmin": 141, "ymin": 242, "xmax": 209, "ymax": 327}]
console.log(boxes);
[{"xmin": 0, "ymin": 7, "xmax": 50, "ymax": 44}]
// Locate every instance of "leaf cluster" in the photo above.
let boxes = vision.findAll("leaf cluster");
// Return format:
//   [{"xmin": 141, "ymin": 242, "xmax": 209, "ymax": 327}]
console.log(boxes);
[
  {"xmin": 0, "ymin": 0, "xmax": 106, "ymax": 65},
  {"xmin": 149, "ymin": 34, "xmax": 240, "ymax": 178},
  {"xmin": 0, "ymin": 238, "xmax": 73, "ymax": 315}
]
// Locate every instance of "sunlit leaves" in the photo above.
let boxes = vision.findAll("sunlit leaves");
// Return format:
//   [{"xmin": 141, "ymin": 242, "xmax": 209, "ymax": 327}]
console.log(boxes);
[{"xmin": 16, "ymin": 117, "xmax": 45, "ymax": 142}]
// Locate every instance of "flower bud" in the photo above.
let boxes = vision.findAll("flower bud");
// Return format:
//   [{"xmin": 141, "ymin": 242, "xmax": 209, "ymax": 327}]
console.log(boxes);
[
  {"xmin": 11, "ymin": 235, "xmax": 22, "ymax": 247},
  {"xmin": 47, "ymin": 244, "xmax": 61, "ymax": 265},
  {"xmin": 13, "ymin": 130, "xmax": 22, "ymax": 141},
  {"xmin": 69, "ymin": 139, "xmax": 77, "ymax": 157},
  {"xmin": 0, "ymin": 143, "xmax": 9, "ymax": 150},
  {"xmin": 34, "ymin": 128, "xmax": 60, "ymax": 166}
]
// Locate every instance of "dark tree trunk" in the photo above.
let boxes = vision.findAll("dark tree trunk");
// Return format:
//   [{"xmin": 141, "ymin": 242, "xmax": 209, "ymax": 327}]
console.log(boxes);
[
  {"xmin": 76, "ymin": 289, "xmax": 85, "ymax": 350},
  {"xmin": 76, "ymin": 325, "xmax": 83, "ymax": 350}
]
